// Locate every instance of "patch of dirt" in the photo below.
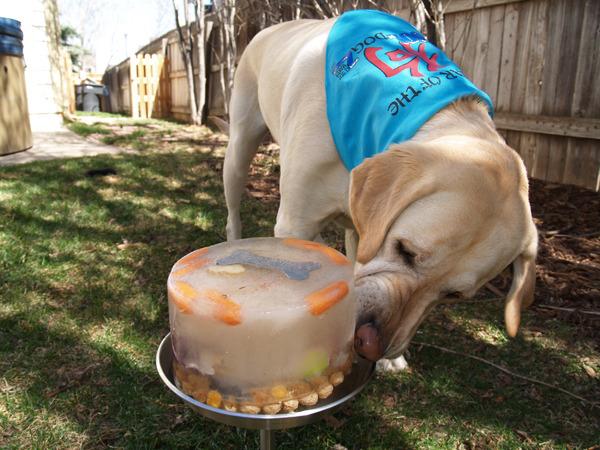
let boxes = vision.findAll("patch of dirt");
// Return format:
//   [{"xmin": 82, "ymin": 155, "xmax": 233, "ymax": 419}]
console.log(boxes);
[{"xmin": 529, "ymin": 180, "xmax": 599, "ymax": 303}]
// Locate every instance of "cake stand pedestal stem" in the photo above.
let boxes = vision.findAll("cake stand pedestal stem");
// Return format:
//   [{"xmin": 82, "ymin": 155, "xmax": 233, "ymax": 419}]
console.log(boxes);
[{"xmin": 260, "ymin": 429, "xmax": 274, "ymax": 450}]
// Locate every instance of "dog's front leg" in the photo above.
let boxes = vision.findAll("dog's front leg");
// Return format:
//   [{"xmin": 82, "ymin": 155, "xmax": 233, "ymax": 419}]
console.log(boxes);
[
  {"xmin": 273, "ymin": 155, "xmax": 349, "ymax": 242},
  {"xmin": 273, "ymin": 198, "xmax": 327, "ymax": 241}
]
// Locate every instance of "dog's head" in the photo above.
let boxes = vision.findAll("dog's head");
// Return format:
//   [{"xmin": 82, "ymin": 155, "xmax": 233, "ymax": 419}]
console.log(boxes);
[{"xmin": 350, "ymin": 136, "xmax": 538, "ymax": 361}]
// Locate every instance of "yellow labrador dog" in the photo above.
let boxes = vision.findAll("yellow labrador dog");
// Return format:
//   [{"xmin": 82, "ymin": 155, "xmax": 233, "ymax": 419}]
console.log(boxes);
[{"xmin": 223, "ymin": 16, "xmax": 538, "ymax": 369}]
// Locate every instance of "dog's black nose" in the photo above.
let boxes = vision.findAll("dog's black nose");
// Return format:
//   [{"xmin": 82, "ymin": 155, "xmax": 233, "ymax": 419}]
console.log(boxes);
[{"xmin": 354, "ymin": 322, "xmax": 384, "ymax": 361}]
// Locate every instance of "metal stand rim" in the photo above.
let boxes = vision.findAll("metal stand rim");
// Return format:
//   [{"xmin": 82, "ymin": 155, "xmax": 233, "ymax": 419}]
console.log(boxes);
[{"xmin": 156, "ymin": 332, "xmax": 375, "ymax": 446}]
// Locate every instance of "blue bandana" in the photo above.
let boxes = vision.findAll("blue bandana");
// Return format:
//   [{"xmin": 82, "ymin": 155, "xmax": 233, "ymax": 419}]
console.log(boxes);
[{"xmin": 325, "ymin": 10, "xmax": 494, "ymax": 171}]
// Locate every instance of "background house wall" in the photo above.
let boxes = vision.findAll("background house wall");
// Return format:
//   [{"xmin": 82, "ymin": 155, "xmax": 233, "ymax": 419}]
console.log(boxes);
[{"xmin": 3, "ymin": 0, "xmax": 69, "ymax": 131}]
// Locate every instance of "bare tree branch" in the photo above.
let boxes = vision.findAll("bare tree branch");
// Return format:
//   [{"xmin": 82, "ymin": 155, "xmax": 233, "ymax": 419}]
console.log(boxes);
[{"xmin": 172, "ymin": 0, "xmax": 200, "ymax": 124}]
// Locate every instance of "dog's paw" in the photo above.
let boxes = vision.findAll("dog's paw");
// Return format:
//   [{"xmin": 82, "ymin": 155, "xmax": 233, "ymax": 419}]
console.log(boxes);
[{"xmin": 376, "ymin": 355, "xmax": 409, "ymax": 373}]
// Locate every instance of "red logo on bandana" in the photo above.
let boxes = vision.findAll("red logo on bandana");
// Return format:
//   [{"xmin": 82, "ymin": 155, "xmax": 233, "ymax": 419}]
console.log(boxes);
[{"xmin": 365, "ymin": 42, "xmax": 446, "ymax": 78}]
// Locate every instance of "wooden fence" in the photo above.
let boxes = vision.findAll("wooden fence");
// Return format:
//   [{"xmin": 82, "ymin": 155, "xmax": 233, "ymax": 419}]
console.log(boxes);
[
  {"xmin": 103, "ymin": 0, "xmax": 600, "ymax": 191},
  {"xmin": 442, "ymin": 0, "xmax": 600, "ymax": 191},
  {"xmin": 129, "ymin": 54, "xmax": 171, "ymax": 119}
]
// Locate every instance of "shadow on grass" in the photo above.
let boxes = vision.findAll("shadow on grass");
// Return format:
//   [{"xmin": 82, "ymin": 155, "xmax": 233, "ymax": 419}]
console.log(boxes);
[{"xmin": 1, "ymin": 149, "xmax": 598, "ymax": 448}]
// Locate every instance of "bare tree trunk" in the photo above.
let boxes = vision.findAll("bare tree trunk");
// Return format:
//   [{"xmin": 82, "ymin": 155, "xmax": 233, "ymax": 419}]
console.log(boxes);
[
  {"xmin": 215, "ymin": 0, "xmax": 237, "ymax": 116},
  {"xmin": 226, "ymin": 1, "xmax": 237, "ymax": 107},
  {"xmin": 409, "ymin": 0, "xmax": 427, "ymax": 34},
  {"xmin": 430, "ymin": 0, "xmax": 447, "ymax": 51},
  {"xmin": 410, "ymin": 0, "xmax": 446, "ymax": 50},
  {"xmin": 173, "ymin": 0, "xmax": 200, "ymax": 124},
  {"xmin": 192, "ymin": 0, "xmax": 207, "ymax": 122}
]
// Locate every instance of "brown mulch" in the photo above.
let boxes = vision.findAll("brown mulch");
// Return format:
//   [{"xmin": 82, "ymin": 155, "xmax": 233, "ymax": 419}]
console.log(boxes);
[
  {"xmin": 484, "ymin": 180, "xmax": 600, "ymax": 331},
  {"xmin": 529, "ymin": 179, "xmax": 599, "ymax": 309},
  {"xmin": 246, "ymin": 149, "xmax": 599, "ymax": 332}
]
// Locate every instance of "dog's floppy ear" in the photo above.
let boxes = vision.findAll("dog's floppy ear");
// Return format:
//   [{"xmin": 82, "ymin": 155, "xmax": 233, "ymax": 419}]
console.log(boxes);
[
  {"xmin": 349, "ymin": 143, "xmax": 437, "ymax": 263},
  {"xmin": 504, "ymin": 248, "xmax": 537, "ymax": 337}
]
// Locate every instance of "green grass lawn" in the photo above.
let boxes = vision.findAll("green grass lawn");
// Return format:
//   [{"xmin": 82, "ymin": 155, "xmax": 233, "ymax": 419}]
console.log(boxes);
[{"xmin": 0, "ymin": 117, "xmax": 598, "ymax": 449}]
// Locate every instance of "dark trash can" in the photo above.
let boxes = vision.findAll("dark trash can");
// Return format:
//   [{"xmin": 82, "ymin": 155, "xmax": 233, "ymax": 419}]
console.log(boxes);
[{"xmin": 76, "ymin": 82, "xmax": 107, "ymax": 112}]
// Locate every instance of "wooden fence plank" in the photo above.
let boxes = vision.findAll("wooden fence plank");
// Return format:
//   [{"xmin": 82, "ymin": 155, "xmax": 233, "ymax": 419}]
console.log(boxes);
[
  {"xmin": 510, "ymin": 1, "xmax": 532, "ymax": 115},
  {"xmin": 552, "ymin": 0, "xmax": 585, "ymax": 116},
  {"xmin": 444, "ymin": 10, "xmax": 455, "ymax": 54},
  {"xmin": 129, "ymin": 56, "xmax": 139, "ymax": 118},
  {"xmin": 525, "ymin": 2, "xmax": 548, "ymax": 179},
  {"xmin": 545, "ymin": 136, "xmax": 567, "ymax": 184},
  {"xmin": 494, "ymin": 112, "xmax": 600, "ymax": 140},
  {"xmin": 562, "ymin": 138, "xmax": 582, "ymax": 186},
  {"xmin": 496, "ymin": 2, "xmax": 518, "ymax": 112},
  {"xmin": 571, "ymin": 0, "xmax": 600, "ymax": 119},
  {"xmin": 523, "ymin": 0, "xmax": 546, "ymax": 115},
  {"xmin": 458, "ymin": 9, "xmax": 477, "ymax": 77},
  {"xmin": 581, "ymin": 141, "xmax": 600, "ymax": 191},
  {"xmin": 484, "ymin": 4, "xmax": 505, "ymax": 103},
  {"xmin": 449, "ymin": 9, "xmax": 470, "ymax": 67},
  {"xmin": 506, "ymin": 1, "xmax": 531, "ymax": 165},
  {"xmin": 471, "ymin": 7, "xmax": 491, "ymax": 87},
  {"xmin": 444, "ymin": 0, "xmax": 527, "ymax": 14},
  {"xmin": 540, "ymin": 0, "xmax": 565, "ymax": 117}
]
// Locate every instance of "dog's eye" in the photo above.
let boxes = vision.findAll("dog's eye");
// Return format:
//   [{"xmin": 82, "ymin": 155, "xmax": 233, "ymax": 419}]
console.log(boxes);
[{"xmin": 395, "ymin": 240, "xmax": 416, "ymax": 266}]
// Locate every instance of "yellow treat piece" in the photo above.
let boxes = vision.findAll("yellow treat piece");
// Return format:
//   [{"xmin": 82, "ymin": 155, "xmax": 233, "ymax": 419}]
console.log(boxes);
[
  {"xmin": 289, "ymin": 381, "xmax": 312, "ymax": 397},
  {"xmin": 271, "ymin": 385, "xmax": 289, "ymax": 400},
  {"xmin": 262, "ymin": 403, "xmax": 282, "ymax": 415},
  {"xmin": 282, "ymin": 399, "xmax": 299, "ymax": 413},
  {"xmin": 239, "ymin": 404, "xmax": 261, "ymax": 414},
  {"xmin": 223, "ymin": 398, "xmax": 237, "ymax": 412},
  {"xmin": 208, "ymin": 264, "xmax": 246, "ymax": 274},
  {"xmin": 173, "ymin": 361, "xmax": 188, "ymax": 382},
  {"xmin": 298, "ymin": 392, "xmax": 318, "ymax": 406},
  {"xmin": 192, "ymin": 390, "xmax": 207, "ymax": 403},
  {"xmin": 317, "ymin": 383, "xmax": 333, "ymax": 399},
  {"xmin": 207, "ymin": 390, "xmax": 222, "ymax": 408},
  {"xmin": 187, "ymin": 371, "xmax": 210, "ymax": 390},
  {"xmin": 330, "ymin": 371, "xmax": 344, "ymax": 387},
  {"xmin": 251, "ymin": 388, "xmax": 274, "ymax": 405},
  {"xmin": 309, "ymin": 376, "xmax": 329, "ymax": 389}
]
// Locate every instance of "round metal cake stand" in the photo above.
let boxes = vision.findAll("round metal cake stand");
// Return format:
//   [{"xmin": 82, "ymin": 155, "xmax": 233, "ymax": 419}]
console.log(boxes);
[{"xmin": 156, "ymin": 333, "xmax": 374, "ymax": 450}]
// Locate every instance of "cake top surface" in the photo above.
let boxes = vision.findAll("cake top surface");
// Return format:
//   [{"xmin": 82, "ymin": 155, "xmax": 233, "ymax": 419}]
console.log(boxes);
[{"xmin": 167, "ymin": 237, "xmax": 353, "ymax": 317}]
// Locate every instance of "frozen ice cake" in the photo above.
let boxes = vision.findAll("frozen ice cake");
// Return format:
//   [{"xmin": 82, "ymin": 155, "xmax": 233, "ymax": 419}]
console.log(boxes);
[{"xmin": 168, "ymin": 237, "xmax": 355, "ymax": 414}]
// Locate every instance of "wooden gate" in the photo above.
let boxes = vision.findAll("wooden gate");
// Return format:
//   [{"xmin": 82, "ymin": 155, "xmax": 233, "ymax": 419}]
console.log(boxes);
[{"xmin": 129, "ymin": 54, "xmax": 171, "ymax": 119}]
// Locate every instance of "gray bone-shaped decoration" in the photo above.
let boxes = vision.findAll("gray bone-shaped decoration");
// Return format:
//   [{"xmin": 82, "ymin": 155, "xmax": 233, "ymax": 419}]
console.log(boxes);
[{"xmin": 216, "ymin": 250, "xmax": 320, "ymax": 281}]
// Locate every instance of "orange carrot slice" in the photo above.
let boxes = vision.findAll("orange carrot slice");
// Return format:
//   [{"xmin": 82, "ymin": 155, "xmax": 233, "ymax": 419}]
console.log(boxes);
[
  {"xmin": 283, "ymin": 238, "xmax": 349, "ymax": 265},
  {"xmin": 176, "ymin": 280, "xmax": 200, "ymax": 299},
  {"xmin": 177, "ymin": 248, "xmax": 209, "ymax": 266},
  {"xmin": 169, "ymin": 280, "xmax": 200, "ymax": 314},
  {"xmin": 171, "ymin": 258, "xmax": 210, "ymax": 278},
  {"xmin": 170, "ymin": 293, "xmax": 193, "ymax": 314},
  {"xmin": 201, "ymin": 288, "xmax": 242, "ymax": 325},
  {"xmin": 306, "ymin": 281, "xmax": 349, "ymax": 315}
]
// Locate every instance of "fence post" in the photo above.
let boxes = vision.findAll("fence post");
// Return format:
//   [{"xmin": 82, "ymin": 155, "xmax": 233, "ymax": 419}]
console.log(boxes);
[{"xmin": 129, "ymin": 55, "xmax": 140, "ymax": 118}]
